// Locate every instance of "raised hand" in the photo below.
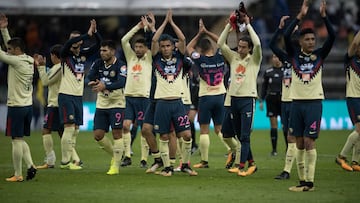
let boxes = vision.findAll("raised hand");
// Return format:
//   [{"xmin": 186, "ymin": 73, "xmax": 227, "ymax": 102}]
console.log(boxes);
[
  {"xmin": 243, "ymin": 14, "xmax": 250, "ymax": 25},
  {"xmin": 167, "ymin": 9, "xmax": 173, "ymax": 24},
  {"xmin": 88, "ymin": 19, "xmax": 96, "ymax": 36},
  {"xmin": 297, "ymin": 0, "xmax": 309, "ymax": 20},
  {"xmin": 88, "ymin": 79, "xmax": 99, "ymax": 87},
  {"xmin": 320, "ymin": 0, "xmax": 327, "ymax": 17},
  {"xmin": 139, "ymin": 16, "xmax": 146, "ymax": 29},
  {"xmin": 279, "ymin": 16, "xmax": 290, "ymax": 29},
  {"xmin": 33, "ymin": 54, "xmax": 46, "ymax": 67},
  {"xmin": 198, "ymin": 18, "xmax": 205, "ymax": 34},
  {"xmin": 147, "ymin": 12, "xmax": 156, "ymax": 31},
  {"xmin": 0, "ymin": 13, "xmax": 8, "ymax": 29}
]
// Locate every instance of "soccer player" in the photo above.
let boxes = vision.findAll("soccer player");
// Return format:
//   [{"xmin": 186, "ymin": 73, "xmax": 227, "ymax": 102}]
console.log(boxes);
[
  {"xmin": 259, "ymin": 54, "xmax": 284, "ymax": 156},
  {"xmin": 86, "ymin": 40, "xmax": 127, "ymax": 175},
  {"xmin": 59, "ymin": 19, "xmax": 101, "ymax": 170},
  {"xmin": 335, "ymin": 30, "xmax": 360, "ymax": 172},
  {"xmin": 121, "ymin": 15, "xmax": 154, "ymax": 168},
  {"xmin": 34, "ymin": 44, "xmax": 63, "ymax": 169},
  {"xmin": 269, "ymin": 15, "xmax": 296, "ymax": 180},
  {"xmin": 186, "ymin": 18, "xmax": 231, "ymax": 168},
  {"xmin": 217, "ymin": 11, "xmax": 262, "ymax": 177},
  {"xmin": 0, "ymin": 13, "xmax": 37, "ymax": 182},
  {"xmin": 285, "ymin": 0, "xmax": 335, "ymax": 191},
  {"xmin": 151, "ymin": 9, "xmax": 197, "ymax": 176}
]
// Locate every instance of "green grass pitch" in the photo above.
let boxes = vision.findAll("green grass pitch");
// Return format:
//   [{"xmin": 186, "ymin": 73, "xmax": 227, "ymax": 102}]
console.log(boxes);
[{"xmin": 0, "ymin": 130, "xmax": 358, "ymax": 203}]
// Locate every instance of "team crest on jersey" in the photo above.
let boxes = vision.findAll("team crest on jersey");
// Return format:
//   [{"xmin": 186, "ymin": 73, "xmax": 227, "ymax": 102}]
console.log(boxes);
[
  {"xmin": 103, "ymin": 70, "xmax": 109, "ymax": 76},
  {"xmin": 110, "ymin": 70, "xmax": 116, "ymax": 77},
  {"xmin": 191, "ymin": 52, "xmax": 201, "ymax": 59},
  {"xmin": 310, "ymin": 54, "xmax": 317, "ymax": 61},
  {"xmin": 81, "ymin": 56, "xmax": 86, "ymax": 62}
]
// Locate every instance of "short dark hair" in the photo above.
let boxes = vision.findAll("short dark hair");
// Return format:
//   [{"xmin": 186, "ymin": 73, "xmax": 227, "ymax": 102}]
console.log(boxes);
[
  {"xmin": 300, "ymin": 28, "xmax": 315, "ymax": 37},
  {"xmin": 197, "ymin": 38, "xmax": 212, "ymax": 53},
  {"xmin": 134, "ymin": 38, "xmax": 146, "ymax": 46},
  {"xmin": 7, "ymin": 37, "xmax": 25, "ymax": 52},
  {"xmin": 50, "ymin": 44, "xmax": 63, "ymax": 58},
  {"xmin": 239, "ymin": 35, "xmax": 253, "ymax": 50},
  {"xmin": 100, "ymin": 40, "xmax": 116, "ymax": 50},
  {"xmin": 158, "ymin": 34, "xmax": 175, "ymax": 45}
]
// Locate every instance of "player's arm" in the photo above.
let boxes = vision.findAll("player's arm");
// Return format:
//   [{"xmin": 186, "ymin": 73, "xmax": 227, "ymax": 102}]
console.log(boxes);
[
  {"xmin": 284, "ymin": 0, "xmax": 308, "ymax": 57},
  {"xmin": 34, "ymin": 54, "xmax": 60, "ymax": 86},
  {"xmin": 259, "ymin": 71, "xmax": 269, "ymax": 103},
  {"xmin": 82, "ymin": 19, "xmax": 102, "ymax": 57},
  {"xmin": 86, "ymin": 60, "xmax": 100, "ymax": 86},
  {"xmin": 61, "ymin": 19, "xmax": 95, "ymax": 58},
  {"xmin": 186, "ymin": 20, "xmax": 202, "ymax": 56},
  {"xmin": 151, "ymin": 10, "xmax": 169, "ymax": 56},
  {"xmin": 121, "ymin": 21, "xmax": 143, "ymax": 58},
  {"xmin": 269, "ymin": 16, "xmax": 290, "ymax": 62},
  {"xmin": 217, "ymin": 21, "xmax": 234, "ymax": 63},
  {"xmin": 318, "ymin": 0, "xmax": 335, "ymax": 59},
  {"xmin": 143, "ymin": 12, "xmax": 156, "ymax": 49},
  {"xmin": 104, "ymin": 61, "xmax": 127, "ymax": 91},
  {"xmin": 0, "ymin": 13, "xmax": 10, "ymax": 46},
  {"xmin": 0, "ymin": 50, "xmax": 22, "ymax": 66},
  {"xmin": 61, "ymin": 34, "xmax": 90, "ymax": 58},
  {"xmin": 246, "ymin": 15, "xmax": 262, "ymax": 64},
  {"xmin": 168, "ymin": 9, "xmax": 186, "ymax": 55}
]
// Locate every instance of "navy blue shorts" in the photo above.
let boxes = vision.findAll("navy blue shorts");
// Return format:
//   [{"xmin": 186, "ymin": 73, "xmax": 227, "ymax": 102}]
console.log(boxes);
[
  {"xmin": 183, "ymin": 104, "xmax": 191, "ymax": 114},
  {"xmin": 265, "ymin": 94, "xmax": 282, "ymax": 117},
  {"xmin": 58, "ymin": 93, "xmax": 83, "ymax": 126},
  {"xmin": 289, "ymin": 100, "xmax": 322, "ymax": 139},
  {"xmin": 198, "ymin": 94, "xmax": 225, "ymax": 125},
  {"xmin": 346, "ymin": 97, "xmax": 360, "ymax": 125},
  {"xmin": 221, "ymin": 107, "xmax": 235, "ymax": 138},
  {"xmin": 153, "ymin": 99, "xmax": 190, "ymax": 134},
  {"xmin": 43, "ymin": 107, "xmax": 62, "ymax": 131},
  {"xmin": 94, "ymin": 108, "xmax": 125, "ymax": 132},
  {"xmin": 281, "ymin": 101, "xmax": 292, "ymax": 130},
  {"xmin": 124, "ymin": 97, "xmax": 150, "ymax": 127},
  {"xmin": 6, "ymin": 106, "xmax": 32, "ymax": 138},
  {"xmin": 143, "ymin": 100, "xmax": 156, "ymax": 125}
]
